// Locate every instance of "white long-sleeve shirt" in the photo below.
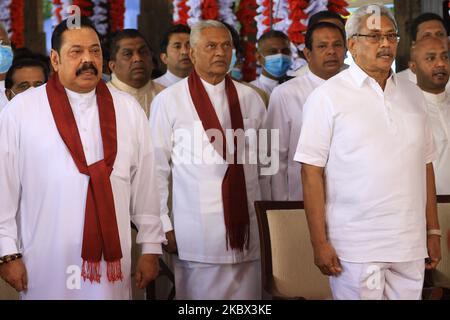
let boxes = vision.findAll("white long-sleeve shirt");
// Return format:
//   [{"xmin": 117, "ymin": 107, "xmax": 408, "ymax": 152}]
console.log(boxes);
[
  {"xmin": 264, "ymin": 70, "xmax": 325, "ymax": 200},
  {"xmin": 149, "ymin": 77, "xmax": 266, "ymax": 264},
  {"xmin": 0, "ymin": 84, "xmax": 165, "ymax": 299},
  {"xmin": 423, "ymin": 90, "xmax": 450, "ymax": 194}
]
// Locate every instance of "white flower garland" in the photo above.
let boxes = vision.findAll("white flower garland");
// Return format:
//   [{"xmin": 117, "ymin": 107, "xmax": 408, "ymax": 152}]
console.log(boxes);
[
  {"xmin": 218, "ymin": 0, "xmax": 237, "ymax": 27},
  {"xmin": 304, "ymin": 0, "xmax": 328, "ymax": 24},
  {"xmin": 0, "ymin": 0, "xmax": 12, "ymax": 39},
  {"xmin": 92, "ymin": 0, "xmax": 109, "ymax": 36},
  {"xmin": 186, "ymin": 0, "xmax": 202, "ymax": 26},
  {"xmin": 173, "ymin": 0, "xmax": 182, "ymax": 23},
  {"xmin": 255, "ymin": 0, "xmax": 269, "ymax": 40}
]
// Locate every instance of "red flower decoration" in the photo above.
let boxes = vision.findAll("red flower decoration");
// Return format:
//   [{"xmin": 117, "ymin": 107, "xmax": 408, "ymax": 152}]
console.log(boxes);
[
  {"xmin": 287, "ymin": 0, "xmax": 309, "ymax": 46},
  {"xmin": 10, "ymin": 0, "xmax": 25, "ymax": 48},
  {"xmin": 201, "ymin": 0, "xmax": 220, "ymax": 20},
  {"xmin": 174, "ymin": 0, "xmax": 190, "ymax": 25},
  {"xmin": 328, "ymin": 0, "xmax": 350, "ymax": 17},
  {"xmin": 236, "ymin": 0, "xmax": 258, "ymax": 81},
  {"xmin": 72, "ymin": 0, "xmax": 93, "ymax": 17},
  {"xmin": 110, "ymin": 0, "xmax": 125, "ymax": 32}
]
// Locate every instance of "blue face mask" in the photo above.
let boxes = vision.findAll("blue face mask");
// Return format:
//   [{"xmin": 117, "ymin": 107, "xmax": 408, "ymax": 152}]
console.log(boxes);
[
  {"xmin": 0, "ymin": 45, "xmax": 13, "ymax": 74},
  {"xmin": 263, "ymin": 53, "xmax": 292, "ymax": 78},
  {"xmin": 231, "ymin": 68, "xmax": 243, "ymax": 81}
]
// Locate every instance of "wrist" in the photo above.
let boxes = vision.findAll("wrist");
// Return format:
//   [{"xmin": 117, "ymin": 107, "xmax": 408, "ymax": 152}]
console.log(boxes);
[{"xmin": 0, "ymin": 253, "xmax": 22, "ymax": 265}]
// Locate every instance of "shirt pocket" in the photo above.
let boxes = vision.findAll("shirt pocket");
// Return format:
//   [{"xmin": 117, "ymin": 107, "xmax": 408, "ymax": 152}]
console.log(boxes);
[{"xmin": 198, "ymin": 179, "xmax": 223, "ymax": 215}]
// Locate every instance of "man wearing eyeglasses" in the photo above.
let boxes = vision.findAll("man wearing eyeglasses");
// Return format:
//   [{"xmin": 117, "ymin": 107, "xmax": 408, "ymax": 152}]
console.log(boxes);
[
  {"xmin": 4, "ymin": 59, "xmax": 49, "ymax": 102},
  {"xmin": 296, "ymin": 4, "xmax": 441, "ymax": 300}
]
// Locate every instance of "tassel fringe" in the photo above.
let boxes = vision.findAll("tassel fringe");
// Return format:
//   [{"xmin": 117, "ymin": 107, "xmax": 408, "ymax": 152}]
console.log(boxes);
[{"xmin": 81, "ymin": 260, "xmax": 101, "ymax": 283}]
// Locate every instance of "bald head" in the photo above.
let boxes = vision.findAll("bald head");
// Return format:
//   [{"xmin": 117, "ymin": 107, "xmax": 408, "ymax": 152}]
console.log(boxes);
[{"xmin": 410, "ymin": 37, "xmax": 449, "ymax": 94}]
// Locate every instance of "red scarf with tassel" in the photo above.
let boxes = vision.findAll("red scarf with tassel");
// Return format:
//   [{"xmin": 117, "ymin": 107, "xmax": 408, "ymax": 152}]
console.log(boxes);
[
  {"xmin": 46, "ymin": 73, "xmax": 123, "ymax": 283},
  {"xmin": 188, "ymin": 70, "xmax": 250, "ymax": 251}
]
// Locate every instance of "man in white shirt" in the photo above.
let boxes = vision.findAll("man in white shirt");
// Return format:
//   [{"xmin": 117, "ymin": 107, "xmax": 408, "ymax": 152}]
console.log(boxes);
[
  {"xmin": 150, "ymin": 20, "xmax": 266, "ymax": 299},
  {"xmin": 397, "ymin": 12, "xmax": 450, "ymax": 92},
  {"xmin": 107, "ymin": 29, "xmax": 165, "ymax": 118},
  {"xmin": 410, "ymin": 37, "xmax": 450, "ymax": 194},
  {"xmin": 296, "ymin": 4, "xmax": 441, "ymax": 300},
  {"xmin": 0, "ymin": 17, "xmax": 164, "ymax": 299},
  {"xmin": 154, "ymin": 24, "xmax": 192, "ymax": 88},
  {"xmin": 251, "ymin": 30, "xmax": 292, "ymax": 95},
  {"xmin": 265, "ymin": 22, "xmax": 346, "ymax": 201},
  {"xmin": 0, "ymin": 23, "xmax": 13, "ymax": 112},
  {"xmin": 294, "ymin": 10, "xmax": 346, "ymax": 77},
  {"xmin": 4, "ymin": 59, "xmax": 48, "ymax": 101}
]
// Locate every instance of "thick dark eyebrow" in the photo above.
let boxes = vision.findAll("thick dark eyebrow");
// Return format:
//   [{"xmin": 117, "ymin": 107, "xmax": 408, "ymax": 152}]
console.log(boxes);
[{"xmin": 17, "ymin": 81, "xmax": 31, "ymax": 87}]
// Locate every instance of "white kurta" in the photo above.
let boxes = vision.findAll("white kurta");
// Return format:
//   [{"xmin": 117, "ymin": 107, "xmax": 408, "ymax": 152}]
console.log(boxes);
[
  {"xmin": 0, "ymin": 80, "xmax": 9, "ymax": 113},
  {"xmin": 153, "ymin": 70, "xmax": 184, "ymax": 88},
  {"xmin": 149, "ymin": 77, "xmax": 266, "ymax": 264},
  {"xmin": 295, "ymin": 62, "xmax": 436, "ymax": 263},
  {"xmin": 264, "ymin": 70, "xmax": 325, "ymax": 200},
  {"xmin": 250, "ymin": 74, "xmax": 279, "ymax": 96},
  {"xmin": 397, "ymin": 67, "xmax": 450, "ymax": 91},
  {"xmin": 0, "ymin": 84, "xmax": 165, "ymax": 299},
  {"xmin": 423, "ymin": 90, "xmax": 450, "ymax": 194}
]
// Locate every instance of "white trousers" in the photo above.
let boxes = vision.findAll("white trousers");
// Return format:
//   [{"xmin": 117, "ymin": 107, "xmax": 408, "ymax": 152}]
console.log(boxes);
[
  {"xmin": 330, "ymin": 259, "xmax": 425, "ymax": 300},
  {"xmin": 173, "ymin": 257, "xmax": 261, "ymax": 300}
]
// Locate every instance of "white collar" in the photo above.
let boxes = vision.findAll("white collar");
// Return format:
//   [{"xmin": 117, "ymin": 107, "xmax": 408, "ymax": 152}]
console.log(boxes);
[
  {"xmin": 349, "ymin": 62, "xmax": 397, "ymax": 88},
  {"xmin": 165, "ymin": 70, "xmax": 184, "ymax": 83},
  {"xmin": 200, "ymin": 77, "xmax": 226, "ymax": 94},
  {"xmin": 307, "ymin": 69, "xmax": 327, "ymax": 84},
  {"xmin": 259, "ymin": 74, "xmax": 279, "ymax": 86},
  {"xmin": 422, "ymin": 90, "xmax": 448, "ymax": 106}
]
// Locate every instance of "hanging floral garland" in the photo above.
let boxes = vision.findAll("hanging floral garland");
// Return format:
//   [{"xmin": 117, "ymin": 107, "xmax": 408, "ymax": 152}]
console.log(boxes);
[
  {"xmin": 236, "ymin": 0, "xmax": 257, "ymax": 81},
  {"xmin": 187, "ymin": 0, "xmax": 202, "ymax": 26},
  {"xmin": 272, "ymin": 0, "xmax": 290, "ymax": 35},
  {"xmin": 327, "ymin": 0, "xmax": 349, "ymax": 16},
  {"xmin": 0, "ymin": 0, "xmax": 25, "ymax": 48},
  {"xmin": 173, "ymin": 0, "xmax": 191, "ymax": 25},
  {"xmin": 287, "ymin": 0, "xmax": 308, "ymax": 47},
  {"xmin": 52, "ymin": 0, "xmax": 64, "ymax": 27},
  {"xmin": 255, "ymin": 0, "xmax": 270, "ymax": 40},
  {"xmin": 109, "ymin": 0, "xmax": 125, "ymax": 33},
  {"xmin": 218, "ymin": 0, "xmax": 237, "ymax": 26},
  {"xmin": 91, "ymin": 0, "xmax": 108, "ymax": 36},
  {"xmin": 201, "ymin": 0, "xmax": 220, "ymax": 20}
]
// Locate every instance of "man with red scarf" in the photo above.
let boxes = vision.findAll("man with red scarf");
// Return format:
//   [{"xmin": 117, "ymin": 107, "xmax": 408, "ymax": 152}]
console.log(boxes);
[
  {"xmin": 150, "ymin": 20, "xmax": 266, "ymax": 299},
  {"xmin": 0, "ymin": 17, "xmax": 165, "ymax": 299}
]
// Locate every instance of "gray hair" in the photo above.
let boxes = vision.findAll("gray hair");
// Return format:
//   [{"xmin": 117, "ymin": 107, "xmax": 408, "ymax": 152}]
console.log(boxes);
[
  {"xmin": 345, "ymin": 4, "xmax": 397, "ymax": 40},
  {"xmin": 190, "ymin": 20, "xmax": 231, "ymax": 48}
]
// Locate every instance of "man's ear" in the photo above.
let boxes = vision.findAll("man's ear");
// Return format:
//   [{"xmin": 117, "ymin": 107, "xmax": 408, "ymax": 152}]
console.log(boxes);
[
  {"xmin": 160, "ymin": 52, "xmax": 168, "ymax": 65},
  {"xmin": 50, "ymin": 49, "xmax": 60, "ymax": 73},
  {"xmin": 5, "ymin": 89, "xmax": 12, "ymax": 101},
  {"xmin": 108, "ymin": 60, "xmax": 116, "ymax": 73},
  {"xmin": 347, "ymin": 38, "xmax": 357, "ymax": 59},
  {"xmin": 255, "ymin": 51, "xmax": 265, "ymax": 67},
  {"xmin": 303, "ymin": 47, "xmax": 312, "ymax": 63},
  {"xmin": 189, "ymin": 47, "xmax": 196, "ymax": 65},
  {"xmin": 409, "ymin": 61, "xmax": 417, "ymax": 74}
]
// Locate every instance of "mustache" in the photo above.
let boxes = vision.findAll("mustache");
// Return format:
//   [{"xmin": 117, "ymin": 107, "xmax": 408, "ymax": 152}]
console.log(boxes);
[
  {"xmin": 76, "ymin": 62, "xmax": 98, "ymax": 76},
  {"xmin": 376, "ymin": 49, "xmax": 393, "ymax": 58}
]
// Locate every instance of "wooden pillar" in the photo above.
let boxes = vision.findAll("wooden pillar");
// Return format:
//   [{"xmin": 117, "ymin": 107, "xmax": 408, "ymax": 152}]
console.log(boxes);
[
  {"xmin": 394, "ymin": 0, "xmax": 421, "ymax": 72},
  {"xmin": 24, "ymin": 0, "xmax": 46, "ymax": 53},
  {"xmin": 138, "ymin": 0, "xmax": 172, "ymax": 75}
]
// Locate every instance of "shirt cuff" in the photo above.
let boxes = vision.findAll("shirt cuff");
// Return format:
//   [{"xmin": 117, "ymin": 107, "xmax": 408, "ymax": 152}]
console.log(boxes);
[
  {"xmin": 141, "ymin": 243, "xmax": 163, "ymax": 255},
  {"xmin": 294, "ymin": 152, "xmax": 327, "ymax": 167},
  {"xmin": 160, "ymin": 214, "xmax": 174, "ymax": 233},
  {"xmin": 0, "ymin": 237, "xmax": 19, "ymax": 257}
]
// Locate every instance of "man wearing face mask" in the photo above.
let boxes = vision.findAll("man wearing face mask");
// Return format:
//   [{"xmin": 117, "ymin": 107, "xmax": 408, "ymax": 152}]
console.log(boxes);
[
  {"xmin": 251, "ymin": 30, "xmax": 293, "ymax": 96},
  {"xmin": 0, "ymin": 23, "xmax": 14, "ymax": 112}
]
